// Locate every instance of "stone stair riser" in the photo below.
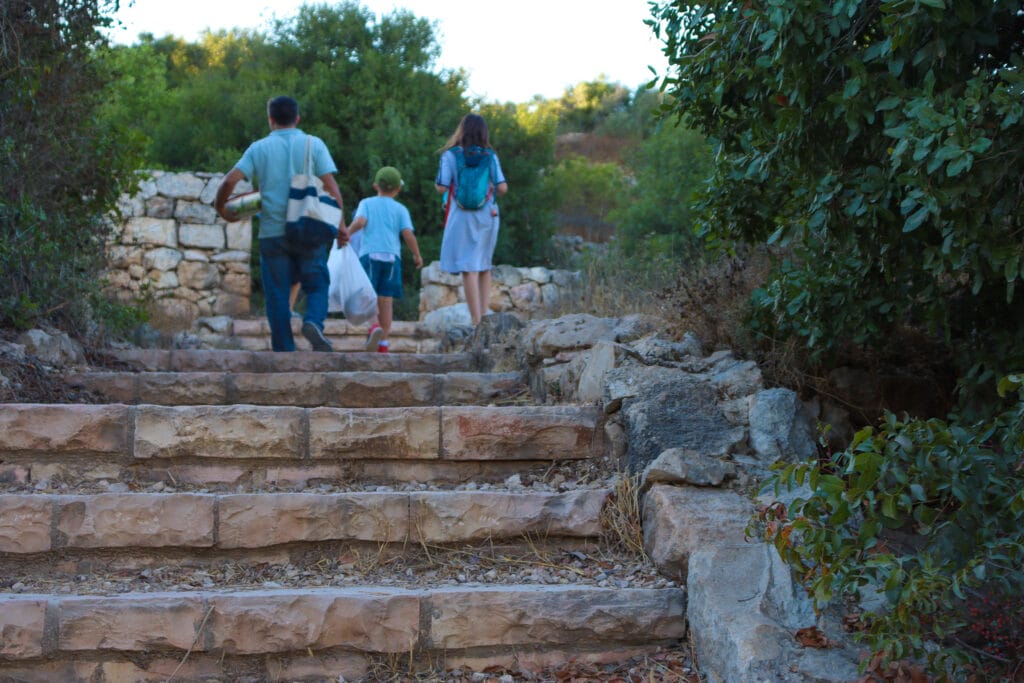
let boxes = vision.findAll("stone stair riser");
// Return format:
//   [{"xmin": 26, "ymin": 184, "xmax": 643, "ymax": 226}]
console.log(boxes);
[
  {"xmin": 1, "ymin": 457, "xmax": 567, "ymax": 490},
  {"xmin": 0, "ymin": 585, "xmax": 685, "ymax": 659},
  {"xmin": 67, "ymin": 371, "xmax": 524, "ymax": 407},
  {"xmin": 110, "ymin": 349, "xmax": 478, "ymax": 373},
  {"xmin": 0, "ymin": 490, "xmax": 611, "ymax": 553},
  {"xmin": 0, "ymin": 404, "xmax": 602, "ymax": 462}
]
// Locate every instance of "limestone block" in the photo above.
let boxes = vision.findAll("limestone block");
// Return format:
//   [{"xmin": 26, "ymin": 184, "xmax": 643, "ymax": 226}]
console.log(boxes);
[
  {"xmin": 134, "ymin": 173, "xmax": 159, "ymax": 199},
  {"xmin": 103, "ymin": 270, "xmax": 133, "ymax": 292},
  {"xmin": 172, "ymin": 287, "xmax": 203, "ymax": 303},
  {"xmin": 135, "ymin": 372, "xmax": 227, "ymax": 404},
  {"xmin": 174, "ymin": 200, "xmax": 218, "ymax": 224},
  {"xmin": 309, "ymin": 407, "xmax": 439, "ymax": 459},
  {"xmin": 155, "ymin": 172, "xmax": 205, "ymax": 199},
  {"xmin": 705, "ymin": 354, "xmax": 764, "ymax": 399},
  {"xmin": 224, "ymin": 261, "xmax": 251, "ymax": 274},
  {"xmin": 577, "ymin": 340, "xmax": 623, "ymax": 404},
  {"xmin": 143, "ymin": 246, "xmax": 183, "ymax": 272},
  {"xmin": 134, "ymin": 405, "xmax": 305, "ymax": 459},
  {"xmin": 540, "ymin": 282, "xmax": 567, "ymax": 309},
  {"xmin": 488, "ymin": 283, "xmax": 513, "ymax": 312},
  {"xmin": 491, "ymin": 264, "xmax": 522, "ymax": 287},
  {"xmin": 641, "ymin": 447, "xmax": 737, "ymax": 488},
  {"xmin": 524, "ymin": 266, "xmax": 552, "ymax": 284},
  {"xmin": 225, "ymin": 220, "xmax": 252, "ymax": 250},
  {"xmin": 422, "ymin": 304, "xmax": 471, "ymax": 333},
  {"xmin": 107, "ymin": 245, "xmax": 143, "ymax": 268},
  {"xmin": 220, "ymin": 272, "xmax": 251, "ymax": 297},
  {"xmin": 687, "ymin": 544, "xmax": 860, "ymax": 683},
  {"xmin": 183, "ymin": 249, "xmax": 209, "ymax": 261},
  {"xmin": 438, "ymin": 371, "xmax": 522, "ymax": 405},
  {"xmin": 178, "ymin": 261, "xmax": 220, "ymax": 290},
  {"xmin": 0, "ymin": 404, "xmax": 128, "ymax": 455},
  {"xmin": 150, "ymin": 297, "xmax": 198, "ymax": 325},
  {"xmin": 0, "ymin": 496, "xmax": 52, "ymax": 553},
  {"xmin": 56, "ymin": 493, "xmax": 216, "ymax": 548},
  {"xmin": 325, "ymin": 372, "xmax": 435, "ymax": 408},
  {"xmin": 212, "ymin": 293, "xmax": 250, "ymax": 317},
  {"xmin": 425, "ymin": 585, "xmax": 686, "ymax": 649},
  {"xmin": 230, "ymin": 372, "xmax": 328, "ymax": 407},
  {"xmin": 418, "ymin": 284, "xmax": 458, "ymax": 316},
  {"xmin": 217, "ymin": 493, "xmax": 410, "ymax": 547},
  {"xmin": 17, "ymin": 328, "xmax": 85, "ymax": 366},
  {"xmin": 117, "ymin": 193, "xmax": 145, "ymax": 218},
  {"xmin": 145, "ymin": 195, "xmax": 174, "ymax": 218},
  {"xmin": 128, "ymin": 264, "xmax": 145, "ymax": 279},
  {"xmin": 206, "ymin": 589, "xmax": 421, "ymax": 653},
  {"xmin": 552, "ymin": 269, "xmax": 582, "ymax": 288},
  {"xmin": 123, "ymin": 217, "xmax": 177, "ymax": 247},
  {"xmin": 509, "ymin": 282, "xmax": 542, "ymax": 310},
  {"xmin": 59, "ymin": 594, "xmax": 205, "ymax": 651},
  {"xmin": 749, "ymin": 388, "xmax": 817, "ymax": 464},
  {"xmin": 0, "ymin": 597, "xmax": 47, "ymax": 658},
  {"xmin": 148, "ymin": 269, "xmax": 179, "ymax": 289},
  {"xmin": 197, "ymin": 315, "xmax": 233, "ymax": 335},
  {"xmin": 200, "ymin": 175, "xmax": 222, "ymax": 204},
  {"xmin": 179, "ymin": 223, "xmax": 225, "ymax": 249},
  {"xmin": 410, "ymin": 489, "xmax": 609, "ymax": 543},
  {"xmin": 211, "ymin": 249, "xmax": 251, "ymax": 263},
  {"xmin": 441, "ymin": 405, "xmax": 599, "ymax": 461},
  {"xmin": 421, "ymin": 261, "xmax": 462, "ymax": 287},
  {"xmin": 642, "ymin": 484, "xmax": 754, "ymax": 579},
  {"xmin": 522, "ymin": 314, "xmax": 619, "ymax": 360}
]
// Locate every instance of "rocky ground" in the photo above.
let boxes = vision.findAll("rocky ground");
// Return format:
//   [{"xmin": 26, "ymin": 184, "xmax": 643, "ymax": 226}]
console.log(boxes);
[{"xmin": 0, "ymin": 329, "xmax": 705, "ymax": 682}]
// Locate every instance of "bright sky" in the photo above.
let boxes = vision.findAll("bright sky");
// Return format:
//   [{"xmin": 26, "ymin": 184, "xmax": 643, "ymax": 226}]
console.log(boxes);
[{"xmin": 107, "ymin": 0, "xmax": 669, "ymax": 103}]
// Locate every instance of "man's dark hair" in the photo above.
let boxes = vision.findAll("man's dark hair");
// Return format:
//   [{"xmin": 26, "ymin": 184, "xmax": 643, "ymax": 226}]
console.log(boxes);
[{"xmin": 267, "ymin": 96, "xmax": 299, "ymax": 126}]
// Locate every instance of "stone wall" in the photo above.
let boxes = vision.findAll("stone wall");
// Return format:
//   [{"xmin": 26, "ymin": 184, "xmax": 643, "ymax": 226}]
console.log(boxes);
[
  {"xmin": 418, "ymin": 263, "xmax": 582, "ymax": 321},
  {"xmin": 105, "ymin": 171, "xmax": 253, "ymax": 327},
  {"xmin": 104, "ymin": 171, "xmax": 581, "ymax": 331}
]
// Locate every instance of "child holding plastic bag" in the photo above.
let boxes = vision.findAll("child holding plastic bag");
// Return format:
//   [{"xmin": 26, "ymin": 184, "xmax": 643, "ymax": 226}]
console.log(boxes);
[{"xmin": 346, "ymin": 166, "xmax": 423, "ymax": 352}]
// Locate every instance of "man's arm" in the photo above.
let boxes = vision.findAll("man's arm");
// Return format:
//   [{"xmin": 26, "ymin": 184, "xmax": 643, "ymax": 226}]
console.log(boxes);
[
  {"xmin": 320, "ymin": 173, "xmax": 349, "ymax": 247},
  {"xmin": 214, "ymin": 169, "xmax": 246, "ymax": 222}
]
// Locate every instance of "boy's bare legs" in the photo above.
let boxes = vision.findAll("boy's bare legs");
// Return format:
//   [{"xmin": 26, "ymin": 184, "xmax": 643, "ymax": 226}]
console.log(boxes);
[
  {"xmin": 289, "ymin": 282, "xmax": 300, "ymax": 312},
  {"xmin": 377, "ymin": 296, "xmax": 393, "ymax": 344}
]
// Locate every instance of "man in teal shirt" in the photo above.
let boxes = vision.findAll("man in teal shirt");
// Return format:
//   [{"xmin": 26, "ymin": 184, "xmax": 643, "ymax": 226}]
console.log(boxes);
[{"xmin": 216, "ymin": 96, "xmax": 348, "ymax": 352}]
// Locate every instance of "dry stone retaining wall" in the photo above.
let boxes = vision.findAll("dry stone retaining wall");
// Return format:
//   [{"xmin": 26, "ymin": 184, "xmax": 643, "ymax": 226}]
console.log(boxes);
[
  {"xmin": 105, "ymin": 171, "xmax": 253, "ymax": 327},
  {"xmin": 419, "ymin": 262, "xmax": 582, "ymax": 321}
]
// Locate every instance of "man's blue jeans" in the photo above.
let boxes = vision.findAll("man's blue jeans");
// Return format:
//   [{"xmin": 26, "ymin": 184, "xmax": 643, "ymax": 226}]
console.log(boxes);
[{"xmin": 259, "ymin": 236, "xmax": 329, "ymax": 352}]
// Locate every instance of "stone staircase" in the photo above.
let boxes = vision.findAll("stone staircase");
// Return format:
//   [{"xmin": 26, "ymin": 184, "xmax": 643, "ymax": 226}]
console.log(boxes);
[{"xmin": 0, "ymin": 340, "xmax": 686, "ymax": 681}]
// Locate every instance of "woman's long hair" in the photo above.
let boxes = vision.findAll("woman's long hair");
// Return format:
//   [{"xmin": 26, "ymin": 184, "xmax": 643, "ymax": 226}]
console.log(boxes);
[{"xmin": 440, "ymin": 113, "xmax": 491, "ymax": 151}]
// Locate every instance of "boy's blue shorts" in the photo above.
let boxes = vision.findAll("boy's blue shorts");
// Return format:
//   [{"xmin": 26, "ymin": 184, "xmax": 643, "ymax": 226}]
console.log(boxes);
[{"xmin": 359, "ymin": 255, "xmax": 403, "ymax": 298}]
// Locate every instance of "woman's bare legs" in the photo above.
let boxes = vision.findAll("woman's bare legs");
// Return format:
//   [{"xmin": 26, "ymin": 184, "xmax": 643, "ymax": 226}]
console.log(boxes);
[{"xmin": 462, "ymin": 272, "xmax": 482, "ymax": 325}]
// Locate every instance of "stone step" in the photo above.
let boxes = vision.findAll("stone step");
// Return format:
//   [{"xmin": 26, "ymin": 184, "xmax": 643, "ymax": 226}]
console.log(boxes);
[
  {"xmin": 0, "ymin": 403, "xmax": 603, "ymax": 487},
  {"xmin": 0, "ymin": 585, "xmax": 685, "ymax": 680},
  {"xmin": 0, "ymin": 489, "xmax": 611, "ymax": 555},
  {"xmin": 65, "ymin": 371, "xmax": 526, "ymax": 407},
  {"xmin": 106, "ymin": 348, "xmax": 478, "ymax": 373},
  {"xmin": 232, "ymin": 318, "xmax": 442, "ymax": 353}
]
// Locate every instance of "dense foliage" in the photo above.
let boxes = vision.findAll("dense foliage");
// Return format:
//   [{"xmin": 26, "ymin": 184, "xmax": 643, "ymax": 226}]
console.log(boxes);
[
  {"xmin": 652, "ymin": 0, "xmax": 1024, "ymax": 676},
  {"xmin": 757, "ymin": 376, "xmax": 1024, "ymax": 679},
  {"xmin": 1, "ymin": 0, "xmax": 142, "ymax": 334},
  {"xmin": 653, "ymin": 0, "xmax": 1024, "ymax": 397},
  {"xmin": 100, "ymin": 3, "xmax": 564, "ymax": 308}
]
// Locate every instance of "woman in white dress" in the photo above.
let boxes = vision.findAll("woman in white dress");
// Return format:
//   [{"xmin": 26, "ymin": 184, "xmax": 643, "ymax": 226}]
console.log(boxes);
[{"xmin": 434, "ymin": 113, "xmax": 509, "ymax": 325}]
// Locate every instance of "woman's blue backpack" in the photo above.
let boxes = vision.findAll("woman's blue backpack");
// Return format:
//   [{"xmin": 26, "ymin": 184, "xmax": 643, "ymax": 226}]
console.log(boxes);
[{"xmin": 451, "ymin": 145, "xmax": 494, "ymax": 210}]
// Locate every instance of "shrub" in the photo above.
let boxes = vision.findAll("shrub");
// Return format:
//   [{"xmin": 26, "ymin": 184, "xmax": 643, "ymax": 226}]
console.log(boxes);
[
  {"xmin": 1, "ymin": 0, "xmax": 142, "ymax": 339},
  {"xmin": 753, "ymin": 375, "xmax": 1024, "ymax": 679}
]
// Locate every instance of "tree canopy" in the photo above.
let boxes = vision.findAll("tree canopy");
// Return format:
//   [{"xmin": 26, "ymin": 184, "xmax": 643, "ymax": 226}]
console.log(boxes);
[{"xmin": 654, "ymin": 0, "xmax": 1024, "ymax": 397}]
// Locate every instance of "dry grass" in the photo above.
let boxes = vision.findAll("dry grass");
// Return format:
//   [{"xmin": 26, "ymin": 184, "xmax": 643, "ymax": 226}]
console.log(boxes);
[{"xmin": 599, "ymin": 473, "xmax": 648, "ymax": 561}]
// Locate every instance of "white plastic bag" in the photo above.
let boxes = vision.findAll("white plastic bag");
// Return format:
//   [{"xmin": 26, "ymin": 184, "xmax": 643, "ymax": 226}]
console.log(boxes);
[{"xmin": 327, "ymin": 243, "xmax": 377, "ymax": 325}]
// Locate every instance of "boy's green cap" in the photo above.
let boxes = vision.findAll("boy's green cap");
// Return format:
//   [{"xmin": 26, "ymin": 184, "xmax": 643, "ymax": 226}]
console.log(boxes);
[{"xmin": 375, "ymin": 166, "xmax": 403, "ymax": 190}]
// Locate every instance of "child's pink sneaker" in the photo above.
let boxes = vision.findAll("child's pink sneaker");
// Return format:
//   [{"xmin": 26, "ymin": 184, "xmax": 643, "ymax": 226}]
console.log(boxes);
[{"xmin": 365, "ymin": 324, "xmax": 384, "ymax": 351}]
